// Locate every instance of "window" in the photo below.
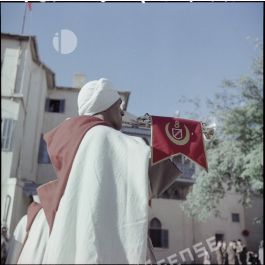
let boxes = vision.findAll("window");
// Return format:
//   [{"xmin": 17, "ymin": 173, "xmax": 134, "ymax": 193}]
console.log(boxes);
[
  {"xmin": 215, "ymin": 233, "xmax": 224, "ymax": 245},
  {"xmin": 38, "ymin": 134, "xmax": 51, "ymax": 164},
  {"xmin": 1, "ymin": 119, "xmax": 15, "ymax": 152},
  {"xmin": 232, "ymin": 213, "xmax": 240, "ymax": 223},
  {"xmin": 149, "ymin": 218, "xmax": 169, "ymax": 248},
  {"xmin": 173, "ymin": 155, "xmax": 195, "ymax": 180},
  {"xmin": 45, "ymin": 98, "xmax": 65, "ymax": 113},
  {"xmin": 150, "ymin": 218, "xmax": 162, "ymax": 229},
  {"xmin": 160, "ymin": 182, "xmax": 192, "ymax": 200}
]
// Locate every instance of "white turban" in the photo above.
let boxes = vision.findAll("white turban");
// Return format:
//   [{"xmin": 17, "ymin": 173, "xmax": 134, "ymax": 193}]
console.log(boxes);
[{"xmin": 78, "ymin": 78, "xmax": 121, "ymax": 116}]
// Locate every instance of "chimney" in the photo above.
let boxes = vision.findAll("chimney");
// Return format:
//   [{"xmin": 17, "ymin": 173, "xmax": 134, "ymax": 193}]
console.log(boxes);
[{"xmin": 73, "ymin": 74, "xmax": 86, "ymax": 88}]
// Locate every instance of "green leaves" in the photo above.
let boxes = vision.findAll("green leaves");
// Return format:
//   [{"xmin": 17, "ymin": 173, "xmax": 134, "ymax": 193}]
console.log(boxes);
[{"xmin": 182, "ymin": 51, "xmax": 263, "ymax": 221}]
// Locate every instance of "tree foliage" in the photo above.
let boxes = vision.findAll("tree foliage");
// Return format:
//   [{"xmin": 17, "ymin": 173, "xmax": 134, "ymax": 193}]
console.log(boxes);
[{"xmin": 182, "ymin": 51, "xmax": 263, "ymax": 221}]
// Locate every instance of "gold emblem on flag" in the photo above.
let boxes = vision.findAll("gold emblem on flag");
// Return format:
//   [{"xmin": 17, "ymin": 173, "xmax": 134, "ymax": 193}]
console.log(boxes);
[{"xmin": 165, "ymin": 121, "xmax": 190, "ymax": 145}]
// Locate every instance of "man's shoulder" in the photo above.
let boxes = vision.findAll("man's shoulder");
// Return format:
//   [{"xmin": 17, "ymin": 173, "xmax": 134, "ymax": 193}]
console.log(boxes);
[
  {"xmin": 85, "ymin": 124, "xmax": 120, "ymax": 141},
  {"xmin": 88, "ymin": 125, "xmax": 149, "ymax": 147}
]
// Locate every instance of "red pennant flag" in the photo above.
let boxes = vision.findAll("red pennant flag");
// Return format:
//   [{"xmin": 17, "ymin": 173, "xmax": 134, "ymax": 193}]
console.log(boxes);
[{"xmin": 151, "ymin": 116, "xmax": 208, "ymax": 171}]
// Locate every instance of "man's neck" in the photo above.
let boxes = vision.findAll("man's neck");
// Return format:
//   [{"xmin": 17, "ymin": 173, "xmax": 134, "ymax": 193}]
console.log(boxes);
[{"xmin": 93, "ymin": 114, "xmax": 105, "ymax": 121}]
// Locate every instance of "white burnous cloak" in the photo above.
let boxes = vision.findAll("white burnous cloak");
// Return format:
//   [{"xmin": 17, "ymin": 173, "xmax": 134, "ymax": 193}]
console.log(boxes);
[{"xmin": 17, "ymin": 124, "xmax": 150, "ymax": 264}]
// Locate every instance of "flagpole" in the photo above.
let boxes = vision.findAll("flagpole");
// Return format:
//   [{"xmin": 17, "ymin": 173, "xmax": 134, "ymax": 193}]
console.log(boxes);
[
  {"xmin": 17, "ymin": 2, "xmax": 33, "ymax": 182},
  {"xmin": 21, "ymin": 4, "xmax": 27, "ymax": 35},
  {"xmin": 19, "ymin": 3, "xmax": 32, "ymax": 94}
]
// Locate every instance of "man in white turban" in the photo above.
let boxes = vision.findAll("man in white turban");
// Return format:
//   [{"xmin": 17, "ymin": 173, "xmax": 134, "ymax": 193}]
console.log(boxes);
[{"xmin": 7, "ymin": 78, "xmax": 181, "ymax": 264}]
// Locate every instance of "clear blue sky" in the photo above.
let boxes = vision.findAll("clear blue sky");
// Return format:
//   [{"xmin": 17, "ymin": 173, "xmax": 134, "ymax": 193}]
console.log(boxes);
[{"xmin": 1, "ymin": 2, "xmax": 263, "ymax": 118}]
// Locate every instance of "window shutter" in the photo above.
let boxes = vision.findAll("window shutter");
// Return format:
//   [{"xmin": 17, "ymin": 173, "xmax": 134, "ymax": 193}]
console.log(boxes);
[
  {"xmin": 1, "ymin": 119, "xmax": 15, "ymax": 151},
  {"xmin": 1, "ymin": 48, "xmax": 20, "ymax": 95},
  {"xmin": 38, "ymin": 134, "xmax": 51, "ymax": 163},
  {"xmin": 8, "ymin": 120, "xmax": 15, "ymax": 151},
  {"xmin": 161, "ymin": 229, "xmax": 169, "ymax": 248},
  {"xmin": 149, "ymin": 229, "xmax": 162, "ymax": 248},
  {"xmin": 60, "ymin": 99, "xmax": 65, "ymax": 113},
  {"xmin": 232, "ymin": 213, "xmax": 240, "ymax": 222},
  {"xmin": 1, "ymin": 119, "xmax": 7, "ymax": 147},
  {"xmin": 45, "ymin": 98, "xmax": 50, "ymax": 111}
]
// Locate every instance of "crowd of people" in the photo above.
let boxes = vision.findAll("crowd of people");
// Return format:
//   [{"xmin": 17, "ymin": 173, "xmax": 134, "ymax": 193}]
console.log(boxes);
[
  {"xmin": 2, "ymin": 224, "xmax": 264, "ymax": 264},
  {"xmin": 203, "ymin": 239, "xmax": 263, "ymax": 265}
]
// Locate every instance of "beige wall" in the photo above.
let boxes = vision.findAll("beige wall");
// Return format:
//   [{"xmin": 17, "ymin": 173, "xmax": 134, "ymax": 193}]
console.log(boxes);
[
  {"xmin": 149, "ymin": 192, "xmax": 262, "ymax": 264},
  {"xmin": 244, "ymin": 196, "xmax": 263, "ymax": 251},
  {"xmin": 43, "ymin": 88, "xmax": 79, "ymax": 131}
]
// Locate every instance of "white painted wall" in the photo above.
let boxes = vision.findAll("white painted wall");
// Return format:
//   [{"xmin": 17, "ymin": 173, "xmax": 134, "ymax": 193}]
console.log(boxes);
[
  {"xmin": 8, "ymin": 183, "xmax": 31, "ymax": 236},
  {"xmin": 1, "ymin": 37, "xmax": 48, "ymax": 235},
  {"xmin": 1, "ymin": 39, "xmax": 32, "ymax": 98},
  {"xmin": 1, "ymin": 39, "xmax": 20, "ymax": 97},
  {"xmin": 1, "ymin": 178, "xmax": 17, "ymax": 238},
  {"xmin": 37, "ymin": 88, "xmax": 79, "ymax": 184},
  {"xmin": 19, "ymin": 62, "xmax": 47, "ymax": 182}
]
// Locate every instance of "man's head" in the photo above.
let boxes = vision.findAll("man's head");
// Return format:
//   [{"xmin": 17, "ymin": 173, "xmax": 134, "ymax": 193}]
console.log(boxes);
[
  {"xmin": 222, "ymin": 241, "xmax": 227, "ymax": 249},
  {"xmin": 96, "ymin": 98, "xmax": 124, "ymax": 130},
  {"xmin": 1, "ymin": 226, "xmax": 7, "ymax": 236},
  {"xmin": 229, "ymin": 241, "xmax": 235, "ymax": 248},
  {"xmin": 78, "ymin": 78, "xmax": 124, "ymax": 130}
]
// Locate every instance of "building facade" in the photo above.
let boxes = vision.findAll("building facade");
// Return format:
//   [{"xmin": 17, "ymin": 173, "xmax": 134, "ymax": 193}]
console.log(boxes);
[
  {"xmin": 122, "ymin": 125, "xmax": 263, "ymax": 263},
  {"xmin": 1, "ymin": 33, "xmax": 130, "ymax": 235},
  {"xmin": 149, "ymin": 193, "xmax": 263, "ymax": 264},
  {"xmin": 1, "ymin": 33, "xmax": 54, "ymax": 234},
  {"xmin": 1, "ymin": 33, "xmax": 263, "ymax": 262}
]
